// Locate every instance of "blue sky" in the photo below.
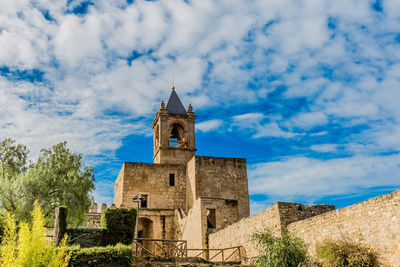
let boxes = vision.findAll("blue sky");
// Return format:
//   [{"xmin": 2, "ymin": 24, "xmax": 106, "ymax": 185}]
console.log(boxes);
[{"xmin": 0, "ymin": 0, "xmax": 399, "ymax": 214}]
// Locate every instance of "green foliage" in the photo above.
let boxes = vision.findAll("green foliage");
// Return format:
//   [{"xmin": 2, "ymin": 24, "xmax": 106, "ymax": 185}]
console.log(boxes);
[
  {"xmin": 25, "ymin": 141, "xmax": 96, "ymax": 226},
  {"xmin": 0, "ymin": 138, "xmax": 29, "ymax": 180},
  {"xmin": 0, "ymin": 139, "xmax": 95, "ymax": 226},
  {"xmin": 0, "ymin": 139, "xmax": 29, "ymax": 222},
  {"xmin": 316, "ymin": 240, "xmax": 377, "ymax": 267},
  {"xmin": 251, "ymin": 229, "xmax": 308, "ymax": 267},
  {"xmin": 100, "ymin": 208, "xmax": 137, "ymax": 245},
  {"xmin": 0, "ymin": 201, "xmax": 71, "ymax": 267},
  {"xmin": 67, "ymin": 208, "xmax": 136, "ymax": 248},
  {"xmin": 68, "ymin": 243, "xmax": 132, "ymax": 267},
  {"xmin": 67, "ymin": 228, "xmax": 106, "ymax": 248}
]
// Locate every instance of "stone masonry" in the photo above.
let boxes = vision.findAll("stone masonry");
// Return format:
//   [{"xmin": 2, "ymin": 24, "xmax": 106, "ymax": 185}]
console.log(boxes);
[
  {"xmin": 209, "ymin": 189, "xmax": 400, "ymax": 266},
  {"xmin": 112, "ymin": 87, "xmax": 250, "ymax": 251}
]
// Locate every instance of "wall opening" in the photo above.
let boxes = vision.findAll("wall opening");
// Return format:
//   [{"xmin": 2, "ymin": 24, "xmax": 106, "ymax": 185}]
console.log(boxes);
[
  {"xmin": 138, "ymin": 217, "xmax": 153, "ymax": 255},
  {"xmin": 140, "ymin": 195, "xmax": 148, "ymax": 208},
  {"xmin": 207, "ymin": 209, "xmax": 216, "ymax": 229},
  {"xmin": 169, "ymin": 173, "xmax": 175, "ymax": 186},
  {"xmin": 169, "ymin": 123, "xmax": 184, "ymax": 147}
]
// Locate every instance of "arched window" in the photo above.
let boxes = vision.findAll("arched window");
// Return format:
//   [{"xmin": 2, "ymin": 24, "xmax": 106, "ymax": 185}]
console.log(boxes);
[{"xmin": 169, "ymin": 123, "xmax": 185, "ymax": 147}]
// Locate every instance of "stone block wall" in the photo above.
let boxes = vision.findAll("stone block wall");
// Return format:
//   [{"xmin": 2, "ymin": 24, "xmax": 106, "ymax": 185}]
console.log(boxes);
[
  {"xmin": 139, "ymin": 209, "xmax": 175, "ymax": 240},
  {"xmin": 209, "ymin": 203, "xmax": 281, "ymax": 258},
  {"xmin": 288, "ymin": 189, "xmax": 400, "ymax": 266},
  {"xmin": 194, "ymin": 156, "xmax": 250, "ymax": 219},
  {"xmin": 113, "ymin": 165, "xmax": 125, "ymax": 207},
  {"xmin": 115, "ymin": 162, "xmax": 186, "ymax": 210},
  {"xmin": 179, "ymin": 197, "xmax": 240, "ymax": 251},
  {"xmin": 209, "ymin": 202, "xmax": 335, "ymax": 258},
  {"xmin": 179, "ymin": 198, "xmax": 203, "ymax": 250}
]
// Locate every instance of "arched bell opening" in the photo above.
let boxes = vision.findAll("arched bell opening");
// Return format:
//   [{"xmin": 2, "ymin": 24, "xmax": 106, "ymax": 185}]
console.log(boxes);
[{"xmin": 169, "ymin": 123, "xmax": 185, "ymax": 147}]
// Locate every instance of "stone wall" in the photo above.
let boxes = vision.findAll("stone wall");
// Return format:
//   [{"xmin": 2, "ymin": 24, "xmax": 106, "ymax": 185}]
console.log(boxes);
[
  {"xmin": 288, "ymin": 190, "xmax": 400, "ymax": 266},
  {"xmin": 178, "ymin": 197, "xmax": 240, "ymax": 251},
  {"xmin": 139, "ymin": 209, "xmax": 175, "ymax": 240},
  {"xmin": 113, "ymin": 165, "xmax": 125, "ymax": 207},
  {"xmin": 115, "ymin": 162, "xmax": 186, "ymax": 210},
  {"xmin": 209, "ymin": 202, "xmax": 334, "ymax": 258},
  {"xmin": 194, "ymin": 156, "xmax": 250, "ymax": 219},
  {"xmin": 179, "ymin": 198, "xmax": 203, "ymax": 250}
]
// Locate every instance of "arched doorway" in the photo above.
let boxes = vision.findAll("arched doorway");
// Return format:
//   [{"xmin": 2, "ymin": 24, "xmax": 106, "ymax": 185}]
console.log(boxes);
[{"xmin": 138, "ymin": 217, "xmax": 153, "ymax": 255}]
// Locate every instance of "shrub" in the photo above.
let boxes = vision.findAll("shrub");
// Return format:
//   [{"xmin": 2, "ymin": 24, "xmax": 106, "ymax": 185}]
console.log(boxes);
[
  {"xmin": 67, "ymin": 228, "xmax": 106, "ymax": 248},
  {"xmin": 316, "ymin": 240, "xmax": 377, "ymax": 267},
  {"xmin": 68, "ymin": 243, "xmax": 132, "ymax": 267},
  {"xmin": 0, "ymin": 201, "xmax": 71, "ymax": 267},
  {"xmin": 100, "ymin": 208, "xmax": 137, "ymax": 245},
  {"xmin": 66, "ymin": 207, "xmax": 136, "ymax": 248},
  {"xmin": 251, "ymin": 229, "xmax": 308, "ymax": 267}
]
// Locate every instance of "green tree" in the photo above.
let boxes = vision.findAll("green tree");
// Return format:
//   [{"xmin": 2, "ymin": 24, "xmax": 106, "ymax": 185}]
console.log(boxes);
[
  {"xmin": 24, "ymin": 142, "xmax": 96, "ymax": 226},
  {"xmin": 0, "ymin": 138, "xmax": 29, "ymax": 223},
  {"xmin": 0, "ymin": 139, "xmax": 95, "ymax": 226}
]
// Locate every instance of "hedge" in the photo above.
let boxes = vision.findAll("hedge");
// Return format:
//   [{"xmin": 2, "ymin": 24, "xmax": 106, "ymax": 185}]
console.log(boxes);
[
  {"xmin": 67, "ymin": 228, "xmax": 106, "ymax": 248},
  {"xmin": 100, "ymin": 207, "xmax": 137, "ymax": 245},
  {"xmin": 67, "ymin": 207, "xmax": 137, "ymax": 248},
  {"xmin": 68, "ymin": 244, "xmax": 132, "ymax": 267}
]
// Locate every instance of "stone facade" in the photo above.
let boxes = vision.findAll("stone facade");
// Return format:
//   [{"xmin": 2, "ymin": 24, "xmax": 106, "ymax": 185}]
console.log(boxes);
[
  {"xmin": 209, "ymin": 190, "xmax": 400, "ymax": 265},
  {"xmin": 288, "ymin": 189, "xmax": 400, "ymax": 266},
  {"xmin": 209, "ymin": 202, "xmax": 334, "ymax": 258},
  {"xmin": 112, "ymin": 88, "xmax": 250, "ymax": 250}
]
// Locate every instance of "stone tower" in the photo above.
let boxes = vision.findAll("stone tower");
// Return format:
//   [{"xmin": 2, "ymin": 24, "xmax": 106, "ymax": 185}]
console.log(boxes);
[{"xmin": 152, "ymin": 87, "xmax": 196, "ymax": 164}]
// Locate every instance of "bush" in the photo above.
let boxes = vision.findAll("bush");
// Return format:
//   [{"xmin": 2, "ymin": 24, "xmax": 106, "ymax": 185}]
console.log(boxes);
[
  {"xmin": 251, "ymin": 229, "xmax": 308, "ymax": 267},
  {"xmin": 67, "ymin": 228, "xmax": 106, "ymax": 248},
  {"xmin": 316, "ymin": 240, "xmax": 377, "ymax": 267},
  {"xmin": 0, "ymin": 201, "xmax": 71, "ymax": 267},
  {"xmin": 68, "ymin": 243, "xmax": 132, "ymax": 267},
  {"xmin": 65, "ymin": 207, "xmax": 136, "ymax": 248},
  {"xmin": 100, "ymin": 208, "xmax": 136, "ymax": 245}
]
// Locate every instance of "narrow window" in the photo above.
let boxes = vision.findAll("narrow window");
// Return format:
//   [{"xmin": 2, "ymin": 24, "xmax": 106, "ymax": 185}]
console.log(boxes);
[
  {"xmin": 140, "ymin": 195, "xmax": 148, "ymax": 208},
  {"xmin": 169, "ymin": 173, "xmax": 175, "ymax": 186},
  {"xmin": 206, "ymin": 209, "xmax": 216, "ymax": 229}
]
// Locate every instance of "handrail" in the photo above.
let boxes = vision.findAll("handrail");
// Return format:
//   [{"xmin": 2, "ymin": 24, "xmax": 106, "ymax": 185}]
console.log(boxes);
[{"xmin": 132, "ymin": 238, "xmax": 243, "ymax": 263}]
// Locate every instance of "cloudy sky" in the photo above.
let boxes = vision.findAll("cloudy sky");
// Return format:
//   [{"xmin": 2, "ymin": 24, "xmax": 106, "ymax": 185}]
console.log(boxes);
[{"xmin": 1, "ymin": 0, "xmax": 399, "ymax": 214}]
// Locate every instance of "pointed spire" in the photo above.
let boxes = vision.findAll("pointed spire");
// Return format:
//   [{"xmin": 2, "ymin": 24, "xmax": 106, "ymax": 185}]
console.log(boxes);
[{"xmin": 166, "ymin": 87, "xmax": 186, "ymax": 115}]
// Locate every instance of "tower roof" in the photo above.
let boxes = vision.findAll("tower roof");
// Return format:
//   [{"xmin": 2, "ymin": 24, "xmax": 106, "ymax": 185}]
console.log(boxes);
[{"xmin": 166, "ymin": 88, "xmax": 187, "ymax": 115}]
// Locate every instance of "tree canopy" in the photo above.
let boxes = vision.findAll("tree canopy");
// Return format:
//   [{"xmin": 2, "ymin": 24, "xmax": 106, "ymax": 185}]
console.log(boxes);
[{"xmin": 0, "ymin": 139, "xmax": 95, "ymax": 226}]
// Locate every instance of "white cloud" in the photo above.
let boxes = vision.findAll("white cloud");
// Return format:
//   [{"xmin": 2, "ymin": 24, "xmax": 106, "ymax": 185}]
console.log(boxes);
[
  {"xmin": 196, "ymin": 119, "xmax": 223, "ymax": 133},
  {"xmin": 248, "ymin": 154, "xmax": 400, "ymax": 201},
  {"xmin": 286, "ymin": 112, "xmax": 328, "ymax": 130},
  {"xmin": 0, "ymin": 0, "xmax": 399, "ymax": 207},
  {"xmin": 310, "ymin": 144, "xmax": 338, "ymax": 153}
]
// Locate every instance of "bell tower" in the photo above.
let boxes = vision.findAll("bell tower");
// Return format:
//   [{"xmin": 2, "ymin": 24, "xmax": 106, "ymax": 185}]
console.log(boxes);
[{"xmin": 152, "ymin": 87, "xmax": 196, "ymax": 165}]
